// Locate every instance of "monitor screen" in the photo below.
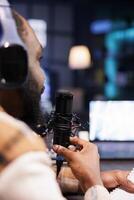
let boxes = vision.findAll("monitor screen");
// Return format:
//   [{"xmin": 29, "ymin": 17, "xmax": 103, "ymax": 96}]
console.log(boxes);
[{"xmin": 89, "ymin": 101, "xmax": 134, "ymax": 141}]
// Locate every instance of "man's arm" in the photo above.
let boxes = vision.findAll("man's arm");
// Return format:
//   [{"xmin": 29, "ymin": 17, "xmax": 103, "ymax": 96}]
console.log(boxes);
[
  {"xmin": 53, "ymin": 137, "xmax": 111, "ymax": 200},
  {"xmin": 0, "ymin": 151, "xmax": 66, "ymax": 200},
  {"xmin": 0, "ymin": 111, "xmax": 66, "ymax": 200}
]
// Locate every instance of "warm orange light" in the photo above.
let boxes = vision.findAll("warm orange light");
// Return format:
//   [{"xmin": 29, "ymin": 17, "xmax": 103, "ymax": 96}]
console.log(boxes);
[{"xmin": 69, "ymin": 45, "xmax": 91, "ymax": 69}]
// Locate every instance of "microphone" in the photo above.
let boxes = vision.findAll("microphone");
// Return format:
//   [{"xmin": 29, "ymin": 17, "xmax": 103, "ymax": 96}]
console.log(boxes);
[
  {"xmin": 43, "ymin": 90, "xmax": 85, "ymax": 175},
  {"xmin": 53, "ymin": 91, "xmax": 73, "ymax": 175},
  {"xmin": 53, "ymin": 91, "xmax": 73, "ymax": 147}
]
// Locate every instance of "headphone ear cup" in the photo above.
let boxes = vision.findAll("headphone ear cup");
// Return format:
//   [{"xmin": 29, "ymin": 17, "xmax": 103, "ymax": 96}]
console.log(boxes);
[{"xmin": 0, "ymin": 45, "xmax": 28, "ymax": 88}]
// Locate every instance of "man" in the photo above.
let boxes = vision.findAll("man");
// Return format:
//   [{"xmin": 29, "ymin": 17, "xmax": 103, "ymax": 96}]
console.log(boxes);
[
  {"xmin": 0, "ymin": 2, "xmax": 133, "ymax": 199},
  {"xmin": 0, "ymin": 3, "xmax": 103, "ymax": 199}
]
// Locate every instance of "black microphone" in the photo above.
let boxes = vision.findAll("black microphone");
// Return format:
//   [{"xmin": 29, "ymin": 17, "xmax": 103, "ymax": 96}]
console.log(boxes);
[
  {"xmin": 53, "ymin": 91, "xmax": 73, "ymax": 146},
  {"xmin": 53, "ymin": 91, "xmax": 73, "ymax": 175}
]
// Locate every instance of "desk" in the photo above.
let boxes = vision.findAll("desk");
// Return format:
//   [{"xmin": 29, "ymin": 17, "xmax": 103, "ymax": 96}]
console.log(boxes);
[{"xmin": 101, "ymin": 159, "xmax": 134, "ymax": 170}]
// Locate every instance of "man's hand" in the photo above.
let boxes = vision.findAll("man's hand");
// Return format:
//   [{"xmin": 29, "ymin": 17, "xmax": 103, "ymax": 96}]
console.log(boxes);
[
  {"xmin": 53, "ymin": 136, "xmax": 103, "ymax": 192},
  {"xmin": 101, "ymin": 170, "xmax": 134, "ymax": 193},
  {"xmin": 57, "ymin": 167, "xmax": 134, "ymax": 194}
]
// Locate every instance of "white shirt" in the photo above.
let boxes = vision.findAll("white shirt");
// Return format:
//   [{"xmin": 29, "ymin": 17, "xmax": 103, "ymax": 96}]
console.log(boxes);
[
  {"xmin": 85, "ymin": 185, "xmax": 110, "ymax": 200},
  {"xmin": 0, "ymin": 152, "xmax": 65, "ymax": 200},
  {"xmin": 0, "ymin": 151, "xmax": 111, "ymax": 200}
]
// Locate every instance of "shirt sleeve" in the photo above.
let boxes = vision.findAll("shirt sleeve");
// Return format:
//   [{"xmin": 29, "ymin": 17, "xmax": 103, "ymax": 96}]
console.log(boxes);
[
  {"xmin": 0, "ymin": 152, "xmax": 66, "ymax": 200},
  {"xmin": 84, "ymin": 185, "xmax": 111, "ymax": 200}
]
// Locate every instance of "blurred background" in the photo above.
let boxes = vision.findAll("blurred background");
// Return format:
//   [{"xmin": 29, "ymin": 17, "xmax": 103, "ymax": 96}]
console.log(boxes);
[{"xmin": 10, "ymin": 0, "xmax": 134, "ymax": 127}]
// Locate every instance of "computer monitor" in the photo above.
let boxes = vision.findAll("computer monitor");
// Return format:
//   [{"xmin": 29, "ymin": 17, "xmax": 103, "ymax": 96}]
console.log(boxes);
[{"xmin": 89, "ymin": 101, "xmax": 134, "ymax": 158}]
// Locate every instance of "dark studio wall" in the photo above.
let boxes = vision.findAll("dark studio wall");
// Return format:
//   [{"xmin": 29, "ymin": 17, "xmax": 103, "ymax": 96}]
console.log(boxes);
[{"xmin": 9, "ymin": 0, "xmax": 134, "ymax": 118}]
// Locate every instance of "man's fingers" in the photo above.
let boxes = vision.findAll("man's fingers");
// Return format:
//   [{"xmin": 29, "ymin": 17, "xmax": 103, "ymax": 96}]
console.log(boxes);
[
  {"xmin": 53, "ymin": 145, "xmax": 74, "ymax": 161},
  {"xmin": 53, "ymin": 137, "xmax": 90, "ymax": 161},
  {"xmin": 68, "ymin": 145, "xmax": 76, "ymax": 152},
  {"xmin": 116, "ymin": 170, "xmax": 134, "ymax": 193},
  {"xmin": 70, "ymin": 136, "xmax": 88, "ymax": 147},
  {"xmin": 120, "ymin": 180, "xmax": 134, "ymax": 193}
]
